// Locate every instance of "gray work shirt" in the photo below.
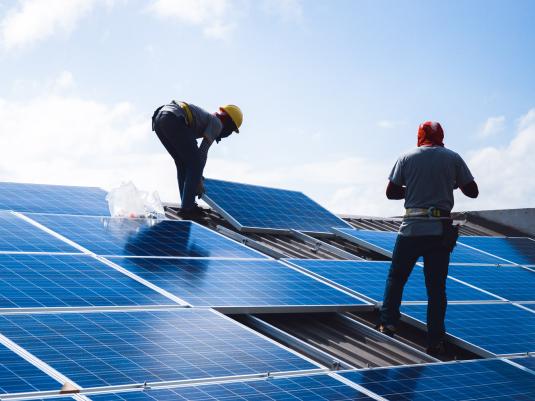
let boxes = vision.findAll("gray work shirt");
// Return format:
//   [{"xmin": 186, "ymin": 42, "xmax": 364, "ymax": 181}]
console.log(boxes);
[
  {"xmin": 389, "ymin": 146, "xmax": 474, "ymax": 236},
  {"xmin": 160, "ymin": 101, "xmax": 222, "ymax": 142}
]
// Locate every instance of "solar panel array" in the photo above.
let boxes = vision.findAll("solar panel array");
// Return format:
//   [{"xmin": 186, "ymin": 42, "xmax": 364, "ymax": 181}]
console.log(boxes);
[
  {"xmin": 458, "ymin": 236, "xmax": 535, "ymax": 265},
  {"xmin": 0, "ymin": 181, "xmax": 534, "ymax": 399},
  {"xmin": 203, "ymin": 178, "xmax": 352, "ymax": 234}
]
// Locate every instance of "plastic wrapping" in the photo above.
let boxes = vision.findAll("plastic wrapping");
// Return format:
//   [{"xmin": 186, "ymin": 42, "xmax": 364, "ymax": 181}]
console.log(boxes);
[{"xmin": 106, "ymin": 182, "xmax": 165, "ymax": 219}]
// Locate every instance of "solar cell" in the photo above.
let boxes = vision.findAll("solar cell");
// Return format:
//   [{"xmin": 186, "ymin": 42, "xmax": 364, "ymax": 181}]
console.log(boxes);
[
  {"xmin": 203, "ymin": 178, "xmax": 352, "ymax": 234},
  {"xmin": 0, "ymin": 254, "xmax": 175, "ymax": 309},
  {"xmin": 448, "ymin": 264, "xmax": 535, "ymax": 301},
  {"xmin": 401, "ymin": 303, "xmax": 535, "ymax": 355},
  {"xmin": 0, "ymin": 211, "xmax": 78, "ymax": 253},
  {"xmin": 0, "ymin": 182, "xmax": 109, "ymax": 216},
  {"xmin": 288, "ymin": 259, "xmax": 499, "ymax": 303},
  {"xmin": 88, "ymin": 374, "xmax": 374, "ymax": 401},
  {"xmin": 108, "ymin": 257, "xmax": 366, "ymax": 310},
  {"xmin": 0, "ymin": 342, "xmax": 61, "ymax": 394},
  {"xmin": 340, "ymin": 358, "xmax": 535, "ymax": 401},
  {"xmin": 522, "ymin": 304, "xmax": 535, "ymax": 312},
  {"xmin": 334, "ymin": 228, "xmax": 507, "ymax": 264},
  {"xmin": 26, "ymin": 214, "xmax": 265, "ymax": 258},
  {"xmin": 459, "ymin": 236, "xmax": 535, "ymax": 265},
  {"xmin": 0, "ymin": 309, "xmax": 318, "ymax": 388}
]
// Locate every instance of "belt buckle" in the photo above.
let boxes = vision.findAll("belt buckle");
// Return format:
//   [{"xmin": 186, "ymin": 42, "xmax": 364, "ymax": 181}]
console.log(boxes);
[{"xmin": 428, "ymin": 207, "xmax": 439, "ymax": 218}]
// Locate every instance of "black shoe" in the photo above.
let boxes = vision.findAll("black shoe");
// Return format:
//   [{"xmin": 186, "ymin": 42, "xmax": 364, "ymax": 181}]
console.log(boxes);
[
  {"xmin": 178, "ymin": 205, "xmax": 204, "ymax": 219},
  {"xmin": 426, "ymin": 340, "xmax": 448, "ymax": 357},
  {"xmin": 376, "ymin": 324, "xmax": 396, "ymax": 337}
]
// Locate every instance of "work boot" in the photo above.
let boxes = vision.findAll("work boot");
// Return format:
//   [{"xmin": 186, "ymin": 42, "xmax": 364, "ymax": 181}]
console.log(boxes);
[
  {"xmin": 376, "ymin": 324, "xmax": 396, "ymax": 337},
  {"xmin": 426, "ymin": 340, "xmax": 448, "ymax": 357},
  {"xmin": 178, "ymin": 205, "xmax": 204, "ymax": 219}
]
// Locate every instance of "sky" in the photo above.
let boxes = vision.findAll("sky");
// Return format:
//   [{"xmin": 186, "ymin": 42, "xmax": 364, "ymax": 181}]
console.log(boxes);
[{"xmin": 0, "ymin": 0, "xmax": 534, "ymax": 216}]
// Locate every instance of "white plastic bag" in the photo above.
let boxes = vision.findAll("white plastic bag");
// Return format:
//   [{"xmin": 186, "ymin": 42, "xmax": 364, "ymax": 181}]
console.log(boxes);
[{"xmin": 106, "ymin": 181, "xmax": 165, "ymax": 219}]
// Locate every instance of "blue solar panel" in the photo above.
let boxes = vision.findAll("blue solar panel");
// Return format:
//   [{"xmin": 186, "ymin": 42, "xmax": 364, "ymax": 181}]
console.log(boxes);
[
  {"xmin": 288, "ymin": 259, "xmax": 499, "ymax": 302},
  {"xmin": 0, "ymin": 211, "xmax": 78, "ymax": 253},
  {"xmin": 0, "ymin": 182, "xmax": 109, "ymax": 216},
  {"xmin": 0, "ymin": 309, "xmax": 317, "ymax": 388},
  {"xmin": 203, "ymin": 178, "xmax": 352, "ymax": 234},
  {"xmin": 0, "ymin": 342, "xmax": 61, "ymax": 394},
  {"xmin": 522, "ymin": 304, "xmax": 535, "ymax": 311},
  {"xmin": 448, "ymin": 264, "xmax": 535, "ymax": 301},
  {"xmin": 402, "ymin": 303, "xmax": 535, "ymax": 355},
  {"xmin": 335, "ymin": 228, "xmax": 507, "ymax": 264},
  {"xmin": 88, "ymin": 374, "xmax": 373, "ymax": 401},
  {"xmin": 512, "ymin": 356, "xmax": 535, "ymax": 372},
  {"xmin": 26, "ymin": 214, "xmax": 265, "ymax": 258},
  {"xmin": 459, "ymin": 236, "xmax": 535, "ymax": 265},
  {"xmin": 0, "ymin": 254, "xmax": 174, "ymax": 308},
  {"xmin": 341, "ymin": 358, "xmax": 535, "ymax": 401},
  {"xmin": 108, "ymin": 258, "xmax": 366, "ymax": 309}
]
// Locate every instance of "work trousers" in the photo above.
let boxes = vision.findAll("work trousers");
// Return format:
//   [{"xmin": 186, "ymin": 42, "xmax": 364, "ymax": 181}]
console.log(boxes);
[
  {"xmin": 380, "ymin": 235, "xmax": 450, "ymax": 347},
  {"xmin": 153, "ymin": 111, "xmax": 202, "ymax": 210}
]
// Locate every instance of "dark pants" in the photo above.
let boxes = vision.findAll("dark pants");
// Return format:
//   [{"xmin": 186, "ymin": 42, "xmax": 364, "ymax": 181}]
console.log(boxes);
[
  {"xmin": 380, "ymin": 235, "xmax": 450, "ymax": 347},
  {"xmin": 153, "ymin": 111, "xmax": 202, "ymax": 210}
]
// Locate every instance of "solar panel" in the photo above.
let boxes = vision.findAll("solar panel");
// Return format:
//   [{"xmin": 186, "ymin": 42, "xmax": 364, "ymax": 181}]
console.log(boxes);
[
  {"xmin": 448, "ymin": 264, "xmax": 535, "ymax": 301},
  {"xmin": 26, "ymin": 214, "xmax": 265, "ymax": 258},
  {"xmin": 0, "ymin": 342, "xmax": 61, "ymax": 395},
  {"xmin": 0, "ymin": 309, "xmax": 318, "ymax": 388},
  {"xmin": 202, "ymin": 178, "xmax": 352, "ymax": 234},
  {"xmin": 511, "ymin": 356, "xmax": 535, "ymax": 372},
  {"xmin": 0, "ymin": 254, "xmax": 175, "ymax": 309},
  {"xmin": 0, "ymin": 211, "xmax": 79, "ymax": 253},
  {"xmin": 88, "ymin": 374, "xmax": 374, "ymax": 401},
  {"xmin": 459, "ymin": 236, "xmax": 535, "ymax": 265},
  {"xmin": 0, "ymin": 182, "xmax": 109, "ymax": 216},
  {"xmin": 334, "ymin": 228, "xmax": 507, "ymax": 264},
  {"xmin": 108, "ymin": 257, "xmax": 367, "ymax": 310},
  {"xmin": 401, "ymin": 303, "xmax": 535, "ymax": 355},
  {"xmin": 340, "ymin": 358, "xmax": 535, "ymax": 401},
  {"xmin": 288, "ymin": 259, "xmax": 499, "ymax": 303},
  {"xmin": 522, "ymin": 304, "xmax": 535, "ymax": 311}
]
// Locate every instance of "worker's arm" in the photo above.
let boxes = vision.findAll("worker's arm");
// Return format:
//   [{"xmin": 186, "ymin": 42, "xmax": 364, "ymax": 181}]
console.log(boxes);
[
  {"xmin": 386, "ymin": 181, "xmax": 406, "ymax": 199},
  {"xmin": 460, "ymin": 180, "xmax": 479, "ymax": 198}
]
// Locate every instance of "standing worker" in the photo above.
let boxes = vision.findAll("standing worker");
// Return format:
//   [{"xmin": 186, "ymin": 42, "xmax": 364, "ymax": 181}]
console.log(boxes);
[
  {"xmin": 377, "ymin": 121, "xmax": 479, "ymax": 356},
  {"xmin": 152, "ymin": 101, "xmax": 243, "ymax": 218}
]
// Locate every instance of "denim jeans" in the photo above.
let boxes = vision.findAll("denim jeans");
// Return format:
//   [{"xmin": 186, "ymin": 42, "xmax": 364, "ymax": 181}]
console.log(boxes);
[
  {"xmin": 153, "ymin": 111, "xmax": 202, "ymax": 210},
  {"xmin": 380, "ymin": 235, "xmax": 450, "ymax": 347}
]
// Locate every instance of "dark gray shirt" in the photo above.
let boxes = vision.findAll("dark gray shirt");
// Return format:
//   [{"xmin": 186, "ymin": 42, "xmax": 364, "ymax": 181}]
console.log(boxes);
[{"xmin": 389, "ymin": 146, "xmax": 474, "ymax": 236}]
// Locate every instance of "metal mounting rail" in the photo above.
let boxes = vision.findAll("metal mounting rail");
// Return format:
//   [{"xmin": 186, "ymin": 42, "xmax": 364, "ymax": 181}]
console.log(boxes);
[
  {"xmin": 216, "ymin": 225, "xmax": 286, "ymax": 259},
  {"xmin": 289, "ymin": 230, "xmax": 363, "ymax": 260}
]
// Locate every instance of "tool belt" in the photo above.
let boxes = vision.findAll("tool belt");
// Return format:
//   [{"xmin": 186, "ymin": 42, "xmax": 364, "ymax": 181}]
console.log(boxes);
[
  {"xmin": 175, "ymin": 101, "xmax": 194, "ymax": 127},
  {"xmin": 404, "ymin": 207, "xmax": 451, "ymax": 218}
]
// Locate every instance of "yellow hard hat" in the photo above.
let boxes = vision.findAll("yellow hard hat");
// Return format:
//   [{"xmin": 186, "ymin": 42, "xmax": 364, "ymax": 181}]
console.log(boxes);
[{"xmin": 220, "ymin": 104, "xmax": 243, "ymax": 133}]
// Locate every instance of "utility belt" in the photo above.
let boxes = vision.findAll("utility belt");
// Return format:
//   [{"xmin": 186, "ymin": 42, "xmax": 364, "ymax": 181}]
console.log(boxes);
[
  {"xmin": 404, "ymin": 207, "xmax": 458, "ymax": 253},
  {"xmin": 151, "ymin": 101, "xmax": 194, "ymax": 131}
]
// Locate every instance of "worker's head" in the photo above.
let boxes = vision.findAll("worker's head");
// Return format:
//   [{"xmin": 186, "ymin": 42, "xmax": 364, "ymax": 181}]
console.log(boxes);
[
  {"xmin": 417, "ymin": 121, "xmax": 444, "ymax": 147},
  {"xmin": 215, "ymin": 104, "xmax": 243, "ymax": 143}
]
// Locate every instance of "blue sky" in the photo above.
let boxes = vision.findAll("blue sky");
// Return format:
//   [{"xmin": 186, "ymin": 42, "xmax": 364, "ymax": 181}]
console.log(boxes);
[{"xmin": 1, "ymin": 0, "xmax": 534, "ymax": 215}]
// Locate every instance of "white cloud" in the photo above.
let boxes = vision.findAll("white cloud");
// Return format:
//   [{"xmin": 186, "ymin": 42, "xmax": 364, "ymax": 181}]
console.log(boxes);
[
  {"xmin": 149, "ymin": 0, "xmax": 235, "ymax": 40},
  {"xmin": 0, "ymin": 0, "xmax": 117, "ymax": 50},
  {"xmin": 262, "ymin": 0, "xmax": 303, "ymax": 22},
  {"xmin": 478, "ymin": 115, "xmax": 505, "ymax": 138},
  {"xmin": 377, "ymin": 120, "xmax": 406, "ymax": 129}
]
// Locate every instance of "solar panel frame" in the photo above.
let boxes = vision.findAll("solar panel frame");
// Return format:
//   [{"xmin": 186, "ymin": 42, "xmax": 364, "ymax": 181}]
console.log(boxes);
[
  {"xmin": 0, "ymin": 181, "xmax": 109, "ymax": 216},
  {"xmin": 401, "ymin": 303, "xmax": 535, "ymax": 356},
  {"xmin": 202, "ymin": 178, "xmax": 353, "ymax": 235},
  {"xmin": 23, "ymin": 213, "xmax": 268, "ymax": 259},
  {"xmin": 286, "ymin": 259, "xmax": 501, "ymax": 304},
  {"xmin": 86, "ymin": 374, "xmax": 375, "ymax": 401},
  {"xmin": 0, "ymin": 253, "xmax": 179, "ymax": 310},
  {"xmin": 107, "ymin": 257, "xmax": 370, "ymax": 313},
  {"xmin": 339, "ymin": 358, "xmax": 535, "ymax": 401},
  {"xmin": 0, "ymin": 211, "xmax": 80, "ymax": 254},
  {"xmin": 458, "ymin": 236, "xmax": 535, "ymax": 266},
  {"xmin": 0, "ymin": 309, "xmax": 322, "ymax": 389},
  {"xmin": 332, "ymin": 228, "xmax": 511, "ymax": 264}
]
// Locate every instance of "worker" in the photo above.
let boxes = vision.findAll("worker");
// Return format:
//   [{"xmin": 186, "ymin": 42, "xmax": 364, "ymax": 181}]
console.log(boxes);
[
  {"xmin": 152, "ymin": 101, "xmax": 243, "ymax": 218},
  {"xmin": 377, "ymin": 121, "xmax": 479, "ymax": 356}
]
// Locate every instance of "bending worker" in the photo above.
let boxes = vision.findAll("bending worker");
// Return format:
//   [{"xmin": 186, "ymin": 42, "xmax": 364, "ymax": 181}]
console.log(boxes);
[
  {"xmin": 377, "ymin": 121, "xmax": 479, "ymax": 356},
  {"xmin": 152, "ymin": 101, "xmax": 242, "ymax": 218}
]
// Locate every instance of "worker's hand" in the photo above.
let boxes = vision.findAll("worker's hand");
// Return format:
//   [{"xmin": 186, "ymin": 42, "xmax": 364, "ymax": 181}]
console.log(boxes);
[{"xmin": 196, "ymin": 178, "xmax": 205, "ymax": 198}]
